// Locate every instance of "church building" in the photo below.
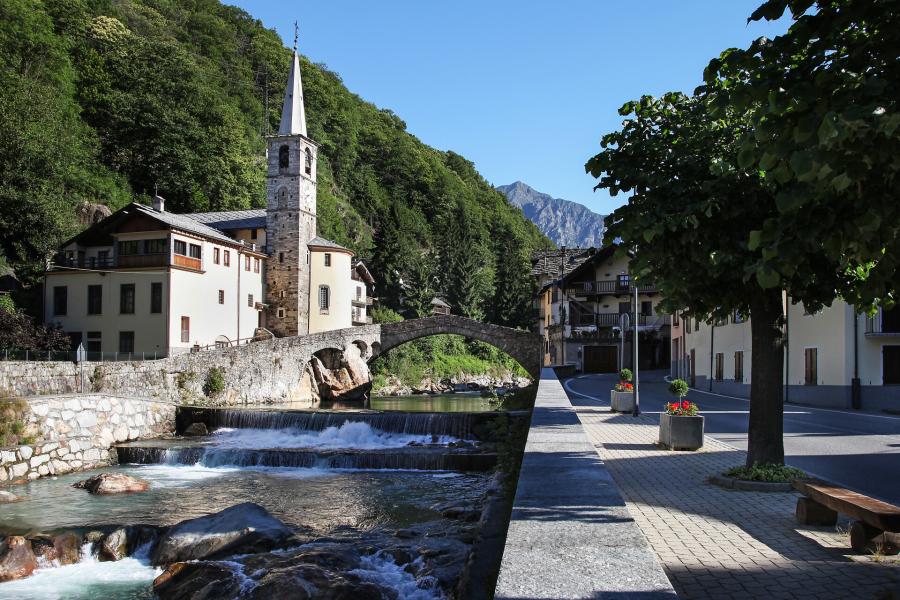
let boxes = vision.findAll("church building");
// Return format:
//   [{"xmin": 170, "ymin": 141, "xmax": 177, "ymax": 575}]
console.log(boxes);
[{"xmin": 42, "ymin": 42, "xmax": 373, "ymax": 358}]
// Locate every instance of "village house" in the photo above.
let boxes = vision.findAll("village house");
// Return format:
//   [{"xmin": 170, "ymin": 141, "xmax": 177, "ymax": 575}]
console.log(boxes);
[
  {"xmin": 43, "ymin": 44, "xmax": 374, "ymax": 357},
  {"xmin": 672, "ymin": 299, "xmax": 900, "ymax": 412},
  {"xmin": 531, "ymin": 246, "xmax": 670, "ymax": 373}
]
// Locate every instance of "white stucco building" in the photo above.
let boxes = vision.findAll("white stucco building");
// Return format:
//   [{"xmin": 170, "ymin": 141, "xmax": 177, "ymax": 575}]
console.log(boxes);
[
  {"xmin": 671, "ymin": 299, "xmax": 900, "ymax": 411},
  {"xmin": 43, "ymin": 40, "xmax": 374, "ymax": 357}
]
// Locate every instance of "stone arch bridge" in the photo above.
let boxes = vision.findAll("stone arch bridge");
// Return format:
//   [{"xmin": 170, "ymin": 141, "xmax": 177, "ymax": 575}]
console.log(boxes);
[{"xmin": 0, "ymin": 315, "xmax": 541, "ymax": 405}]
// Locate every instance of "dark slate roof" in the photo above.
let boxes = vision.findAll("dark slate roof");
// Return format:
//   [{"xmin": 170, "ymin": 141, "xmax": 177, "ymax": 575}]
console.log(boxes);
[
  {"xmin": 530, "ymin": 248, "xmax": 595, "ymax": 278},
  {"xmin": 187, "ymin": 209, "xmax": 266, "ymax": 231},
  {"xmin": 307, "ymin": 236, "xmax": 351, "ymax": 252},
  {"xmin": 130, "ymin": 204, "xmax": 237, "ymax": 245}
]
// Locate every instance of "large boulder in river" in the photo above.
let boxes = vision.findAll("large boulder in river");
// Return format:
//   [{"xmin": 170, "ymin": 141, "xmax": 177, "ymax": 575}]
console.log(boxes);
[
  {"xmin": 73, "ymin": 472, "xmax": 149, "ymax": 495},
  {"xmin": 0, "ymin": 536, "xmax": 37, "ymax": 581},
  {"xmin": 152, "ymin": 503, "xmax": 295, "ymax": 565},
  {"xmin": 29, "ymin": 533, "xmax": 81, "ymax": 566},
  {"xmin": 310, "ymin": 345, "xmax": 372, "ymax": 402},
  {"xmin": 100, "ymin": 525, "xmax": 161, "ymax": 561}
]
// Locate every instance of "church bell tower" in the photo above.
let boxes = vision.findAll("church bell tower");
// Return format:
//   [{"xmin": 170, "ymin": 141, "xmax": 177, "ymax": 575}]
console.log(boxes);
[{"xmin": 265, "ymin": 24, "xmax": 318, "ymax": 337}]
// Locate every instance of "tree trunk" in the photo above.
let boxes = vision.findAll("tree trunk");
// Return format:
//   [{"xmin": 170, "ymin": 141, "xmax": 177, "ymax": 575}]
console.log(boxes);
[{"xmin": 747, "ymin": 290, "xmax": 785, "ymax": 466}]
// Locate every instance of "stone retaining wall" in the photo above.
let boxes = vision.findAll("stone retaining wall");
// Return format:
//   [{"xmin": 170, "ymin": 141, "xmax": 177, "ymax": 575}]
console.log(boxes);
[{"xmin": 0, "ymin": 394, "xmax": 175, "ymax": 483}]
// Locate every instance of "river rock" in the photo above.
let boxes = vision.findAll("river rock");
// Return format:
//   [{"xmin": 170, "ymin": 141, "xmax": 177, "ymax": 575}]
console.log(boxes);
[
  {"xmin": 154, "ymin": 562, "xmax": 243, "ymax": 600},
  {"xmin": 182, "ymin": 422, "xmax": 208, "ymax": 437},
  {"xmin": 152, "ymin": 503, "xmax": 296, "ymax": 565},
  {"xmin": 309, "ymin": 346, "xmax": 372, "ymax": 402},
  {"xmin": 73, "ymin": 472, "xmax": 149, "ymax": 494},
  {"xmin": 99, "ymin": 528, "xmax": 129, "ymax": 561},
  {"xmin": 0, "ymin": 491, "xmax": 20, "ymax": 503},
  {"xmin": 0, "ymin": 536, "xmax": 37, "ymax": 582},
  {"xmin": 29, "ymin": 533, "xmax": 81, "ymax": 566}
]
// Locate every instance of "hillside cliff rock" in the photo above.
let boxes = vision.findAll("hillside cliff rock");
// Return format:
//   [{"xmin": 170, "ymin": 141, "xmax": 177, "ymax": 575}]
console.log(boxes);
[{"xmin": 497, "ymin": 181, "xmax": 605, "ymax": 248}]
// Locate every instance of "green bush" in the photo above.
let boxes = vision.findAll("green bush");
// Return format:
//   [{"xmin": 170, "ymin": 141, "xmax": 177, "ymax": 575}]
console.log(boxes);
[
  {"xmin": 668, "ymin": 379, "xmax": 689, "ymax": 399},
  {"xmin": 724, "ymin": 463, "xmax": 806, "ymax": 483},
  {"xmin": 203, "ymin": 367, "xmax": 225, "ymax": 397},
  {"xmin": 619, "ymin": 368, "xmax": 633, "ymax": 382}
]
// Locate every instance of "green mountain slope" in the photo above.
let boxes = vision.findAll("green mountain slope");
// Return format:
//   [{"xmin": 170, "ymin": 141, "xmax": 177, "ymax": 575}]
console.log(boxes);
[{"xmin": 0, "ymin": 0, "xmax": 550, "ymax": 328}]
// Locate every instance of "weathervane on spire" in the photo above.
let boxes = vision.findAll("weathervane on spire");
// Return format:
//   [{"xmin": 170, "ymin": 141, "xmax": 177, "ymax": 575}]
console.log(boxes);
[{"xmin": 293, "ymin": 20, "xmax": 299, "ymax": 52}]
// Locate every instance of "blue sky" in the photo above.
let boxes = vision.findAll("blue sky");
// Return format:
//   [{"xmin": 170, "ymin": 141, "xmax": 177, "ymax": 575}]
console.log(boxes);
[{"xmin": 230, "ymin": 1, "xmax": 791, "ymax": 215}]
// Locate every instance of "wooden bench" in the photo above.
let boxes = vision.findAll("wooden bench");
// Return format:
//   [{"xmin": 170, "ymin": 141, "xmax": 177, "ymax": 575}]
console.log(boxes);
[{"xmin": 794, "ymin": 479, "xmax": 900, "ymax": 554}]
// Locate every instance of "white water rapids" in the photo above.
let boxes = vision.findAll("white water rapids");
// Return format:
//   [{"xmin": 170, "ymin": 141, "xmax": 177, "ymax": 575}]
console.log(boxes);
[{"xmin": 208, "ymin": 421, "xmax": 457, "ymax": 450}]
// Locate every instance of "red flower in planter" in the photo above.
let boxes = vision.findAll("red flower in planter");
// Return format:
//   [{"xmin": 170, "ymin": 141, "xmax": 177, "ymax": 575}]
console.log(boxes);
[{"xmin": 665, "ymin": 399, "xmax": 699, "ymax": 416}]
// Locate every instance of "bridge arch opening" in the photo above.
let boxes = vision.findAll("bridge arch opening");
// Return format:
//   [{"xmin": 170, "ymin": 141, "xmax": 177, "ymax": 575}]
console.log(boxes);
[{"xmin": 374, "ymin": 315, "xmax": 542, "ymax": 382}]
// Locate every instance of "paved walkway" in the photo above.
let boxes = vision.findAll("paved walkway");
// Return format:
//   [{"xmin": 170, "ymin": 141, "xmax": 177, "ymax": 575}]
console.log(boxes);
[
  {"xmin": 495, "ymin": 369, "xmax": 675, "ymax": 599},
  {"xmin": 569, "ymin": 382, "xmax": 900, "ymax": 600}
]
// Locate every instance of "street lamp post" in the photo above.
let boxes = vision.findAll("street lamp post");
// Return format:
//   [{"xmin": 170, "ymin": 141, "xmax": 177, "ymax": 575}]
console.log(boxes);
[{"xmin": 632, "ymin": 281, "xmax": 640, "ymax": 417}]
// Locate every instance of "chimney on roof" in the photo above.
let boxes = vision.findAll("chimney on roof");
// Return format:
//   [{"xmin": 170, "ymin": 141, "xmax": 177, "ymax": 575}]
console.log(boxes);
[{"xmin": 152, "ymin": 194, "xmax": 165, "ymax": 212}]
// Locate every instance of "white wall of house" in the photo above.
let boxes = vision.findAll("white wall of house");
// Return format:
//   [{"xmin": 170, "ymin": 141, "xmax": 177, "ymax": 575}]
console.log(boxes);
[
  {"xmin": 167, "ymin": 236, "xmax": 265, "ymax": 352},
  {"xmin": 44, "ymin": 271, "xmax": 169, "ymax": 356},
  {"xmin": 308, "ymin": 248, "xmax": 354, "ymax": 334}
]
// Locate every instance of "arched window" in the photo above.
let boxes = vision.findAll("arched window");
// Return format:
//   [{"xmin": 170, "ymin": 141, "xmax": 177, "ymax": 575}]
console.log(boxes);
[
  {"xmin": 277, "ymin": 188, "xmax": 287, "ymax": 209},
  {"xmin": 318, "ymin": 285, "xmax": 330, "ymax": 312},
  {"xmin": 278, "ymin": 145, "xmax": 290, "ymax": 170},
  {"xmin": 304, "ymin": 147, "xmax": 313, "ymax": 175}
]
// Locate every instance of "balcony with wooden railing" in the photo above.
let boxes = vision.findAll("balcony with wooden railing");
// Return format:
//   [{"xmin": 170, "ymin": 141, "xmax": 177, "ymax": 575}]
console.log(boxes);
[
  {"xmin": 573, "ymin": 312, "xmax": 648, "ymax": 328},
  {"xmin": 567, "ymin": 280, "xmax": 658, "ymax": 296},
  {"xmin": 52, "ymin": 252, "xmax": 198, "ymax": 271}
]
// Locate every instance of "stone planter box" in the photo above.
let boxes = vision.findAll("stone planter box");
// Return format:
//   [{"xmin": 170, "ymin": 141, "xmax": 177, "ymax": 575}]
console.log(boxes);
[
  {"xmin": 659, "ymin": 413, "xmax": 704, "ymax": 450},
  {"xmin": 610, "ymin": 390, "xmax": 635, "ymax": 413}
]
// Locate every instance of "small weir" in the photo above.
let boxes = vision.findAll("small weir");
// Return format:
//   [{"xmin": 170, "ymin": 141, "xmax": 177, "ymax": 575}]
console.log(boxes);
[
  {"xmin": 116, "ymin": 442, "xmax": 497, "ymax": 472},
  {"xmin": 178, "ymin": 406, "xmax": 527, "ymax": 440}
]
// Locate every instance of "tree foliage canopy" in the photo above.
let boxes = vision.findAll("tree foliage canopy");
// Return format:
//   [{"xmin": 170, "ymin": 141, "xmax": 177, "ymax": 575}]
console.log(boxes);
[{"xmin": 703, "ymin": 0, "xmax": 900, "ymax": 312}]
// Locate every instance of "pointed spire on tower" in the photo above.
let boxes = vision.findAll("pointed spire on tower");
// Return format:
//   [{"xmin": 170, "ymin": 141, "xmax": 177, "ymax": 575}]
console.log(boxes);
[{"xmin": 277, "ymin": 20, "xmax": 307, "ymax": 136}]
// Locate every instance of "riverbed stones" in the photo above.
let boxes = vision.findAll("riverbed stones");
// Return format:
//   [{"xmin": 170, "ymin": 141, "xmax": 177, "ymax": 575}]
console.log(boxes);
[
  {"xmin": 29, "ymin": 533, "xmax": 80, "ymax": 566},
  {"xmin": 182, "ymin": 422, "xmax": 208, "ymax": 437},
  {"xmin": 0, "ymin": 536, "xmax": 37, "ymax": 582},
  {"xmin": 73, "ymin": 472, "xmax": 150, "ymax": 494},
  {"xmin": 0, "ymin": 490, "xmax": 19, "ymax": 503},
  {"xmin": 99, "ymin": 528, "xmax": 129, "ymax": 561},
  {"xmin": 152, "ymin": 503, "xmax": 296, "ymax": 565}
]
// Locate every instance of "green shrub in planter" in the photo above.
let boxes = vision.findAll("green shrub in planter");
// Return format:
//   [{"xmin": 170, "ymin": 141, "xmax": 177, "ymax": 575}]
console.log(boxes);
[{"xmin": 619, "ymin": 368, "xmax": 633, "ymax": 382}]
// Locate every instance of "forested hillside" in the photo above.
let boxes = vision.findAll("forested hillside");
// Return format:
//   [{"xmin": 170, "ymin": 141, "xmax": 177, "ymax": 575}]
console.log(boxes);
[{"xmin": 0, "ymin": 0, "xmax": 550, "ymax": 328}]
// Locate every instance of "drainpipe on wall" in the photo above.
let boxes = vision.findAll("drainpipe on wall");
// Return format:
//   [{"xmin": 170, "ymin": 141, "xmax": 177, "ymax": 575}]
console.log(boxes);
[
  {"xmin": 237, "ymin": 247, "xmax": 242, "ymax": 344},
  {"xmin": 708, "ymin": 322, "xmax": 715, "ymax": 392},
  {"xmin": 852, "ymin": 308, "xmax": 861, "ymax": 409},
  {"xmin": 559, "ymin": 246, "xmax": 566, "ymax": 367}
]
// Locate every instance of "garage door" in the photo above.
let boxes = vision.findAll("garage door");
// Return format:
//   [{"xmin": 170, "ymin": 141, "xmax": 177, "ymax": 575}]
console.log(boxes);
[{"xmin": 584, "ymin": 345, "xmax": 618, "ymax": 373}]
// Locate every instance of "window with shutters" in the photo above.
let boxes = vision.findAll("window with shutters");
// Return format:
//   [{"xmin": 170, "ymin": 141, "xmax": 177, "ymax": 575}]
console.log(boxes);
[
  {"xmin": 224, "ymin": 250, "xmax": 230, "ymax": 267},
  {"xmin": 87, "ymin": 285, "xmax": 102, "ymax": 315},
  {"xmin": 248, "ymin": 294, "xmax": 254, "ymax": 308},
  {"xmin": 214, "ymin": 248, "xmax": 220, "ymax": 264},
  {"xmin": 173, "ymin": 240, "xmax": 187, "ymax": 256},
  {"xmin": 318, "ymin": 285, "xmax": 330, "ymax": 313},
  {"xmin": 53, "ymin": 286, "xmax": 68, "ymax": 316},
  {"xmin": 245, "ymin": 255, "xmax": 251, "ymax": 271},
  {"xmin": 189, "ymin": 244, "xmax": 201, "ymax": 259},
  {"xmin": 120, "ymin": 284, "xmax": 135, "ymax": 314},
  {"xmin": 151, "ymin": 282, "xmax": 162, "ymax": 313},
  {"xmin": 734, "ymin": 351, "xmax": 744, "ymax": 382},
  {"xmin": 118, "ymin": 331, "xmax": 134, "ymax": 354},
  {"xmin": 715, "ymin": 353, "xmax": 724, "ymax": 381},
  {"xmin": 324, "ymin": 253, "xmax": 331, "ymax": 267},
  {"xmin": 181, "ymin": 316, "xmax": 190, "ymax": 343},
  {"xmin": 254, "ymin": 258, "xmax": 260, "ymax": 273},
  {"xmin": 804, "ymin": 348, "xmax": 818, "ymax": 386}
]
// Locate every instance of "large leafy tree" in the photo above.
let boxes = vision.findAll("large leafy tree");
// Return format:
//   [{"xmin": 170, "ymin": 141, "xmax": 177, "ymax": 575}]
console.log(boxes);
[
  {"xmin": 703, "ymin": 0, "xmax": 900, "ymax": 310},
  {"xmin": 587, "ymin": 93, "xmax": 793, "ymax": 466}
]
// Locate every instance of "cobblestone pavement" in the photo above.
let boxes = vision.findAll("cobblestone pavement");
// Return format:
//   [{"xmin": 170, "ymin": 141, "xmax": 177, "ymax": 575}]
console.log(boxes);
[{"xmin": 569, "ymin": 391, "xmax": 900, "ymax": 600}]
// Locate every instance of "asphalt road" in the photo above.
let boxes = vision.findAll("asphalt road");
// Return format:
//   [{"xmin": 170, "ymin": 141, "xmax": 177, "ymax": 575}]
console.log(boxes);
[{"xmin": 563, "ymin": 371, "xmax": 900, "ymax": 505}]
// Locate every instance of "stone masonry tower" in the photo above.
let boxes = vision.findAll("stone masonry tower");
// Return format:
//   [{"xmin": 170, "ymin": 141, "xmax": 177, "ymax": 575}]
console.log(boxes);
[{"xmin": 265, "ymin": 31, "xmax": 318, "ymax": 337}]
